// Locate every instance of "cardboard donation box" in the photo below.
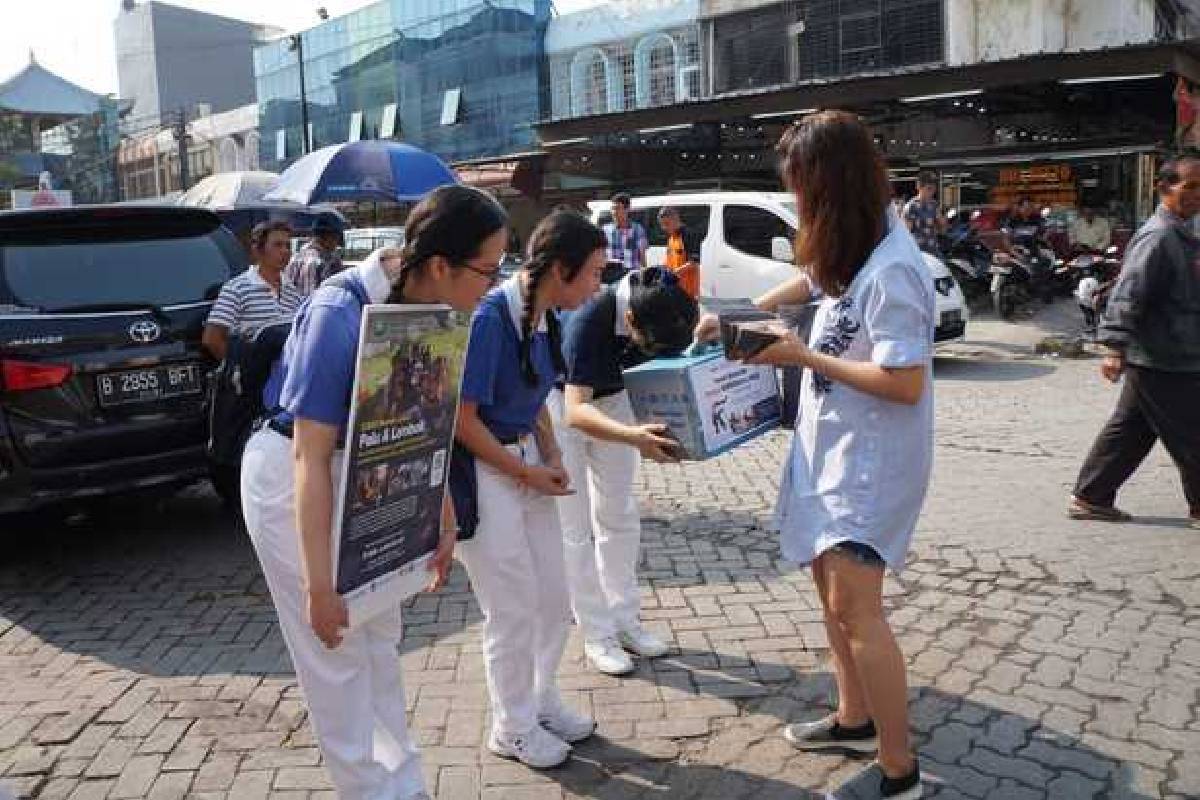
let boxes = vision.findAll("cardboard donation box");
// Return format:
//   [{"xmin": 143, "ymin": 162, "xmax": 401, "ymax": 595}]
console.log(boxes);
[{"xmin": 623, "ymin": 352, "xmax": 781, "ymax": 460}]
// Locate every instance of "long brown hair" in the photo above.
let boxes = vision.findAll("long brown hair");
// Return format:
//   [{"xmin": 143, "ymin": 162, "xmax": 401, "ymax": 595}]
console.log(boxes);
[{"xmin": 776, "ymin": 110, "xmax": 890, "ymax": 296}]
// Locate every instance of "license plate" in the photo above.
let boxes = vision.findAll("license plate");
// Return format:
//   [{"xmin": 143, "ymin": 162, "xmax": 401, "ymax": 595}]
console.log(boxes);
[{"xmin": 96, "ymin": 364, "xmax": 202, "ymax": 407}]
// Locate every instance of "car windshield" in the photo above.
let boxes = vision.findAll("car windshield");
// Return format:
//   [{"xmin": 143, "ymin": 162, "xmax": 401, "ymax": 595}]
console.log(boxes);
[{"xmin": 1, "ymin": 235, "xmax": 232, "ymax": 312}]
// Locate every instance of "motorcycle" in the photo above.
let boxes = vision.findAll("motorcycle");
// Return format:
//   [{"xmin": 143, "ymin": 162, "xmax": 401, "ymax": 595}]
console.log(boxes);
[
  {"xmin": 986, "ymin": 226, "xmax": 1060, "ymax": 320},
  {"xmin": 940, "ymin": 210, "xmax": 992, "ymax": 304},
  {"xmin": 1056, "ymin": 244, "xmax": 1121, "ymax": 294},
  {"xmin": 1062, "ymin": 245, "xmax": 1122, "ymax": 322}
]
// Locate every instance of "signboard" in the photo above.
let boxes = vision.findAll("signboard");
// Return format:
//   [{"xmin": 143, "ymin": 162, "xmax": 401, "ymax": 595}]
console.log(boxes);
[
  {"xmin": 11, "ymin": 189, "xmax": 72, "ymax": 209},
  {"xmin": 990, "ymin": 163, "xmax": 1077, "ymax": 208},
  {"xmin": 333, "ymin": 304, "xmax": 468, "ymax": 626}
]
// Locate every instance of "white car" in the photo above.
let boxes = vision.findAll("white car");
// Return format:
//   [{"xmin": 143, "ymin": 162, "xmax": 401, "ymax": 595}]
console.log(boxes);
[
  {"xmin": 341, "ymin": 227, "xmax": 406, "ymax": 268},
  {"xmin": 589, "ymin": 192, "xmax": 967, "ymax": 343}
]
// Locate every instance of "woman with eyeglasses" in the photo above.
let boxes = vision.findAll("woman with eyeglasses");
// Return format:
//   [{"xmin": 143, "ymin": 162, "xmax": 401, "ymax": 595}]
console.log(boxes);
[
  {"xmin": 453, "ymin": 210, "xmax": 608, "ymax": 769},
  {"xmin": 240, "ymin": 185, "xmax": 508, "ymax": 800},
  {"xmin": 547, "ymin": 267, "xmax": 698, "ymax": 676}
]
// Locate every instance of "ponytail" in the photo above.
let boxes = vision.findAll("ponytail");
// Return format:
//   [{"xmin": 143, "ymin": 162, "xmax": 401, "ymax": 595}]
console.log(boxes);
[
  {"xmin": 518, "ymin": 210, "xmax": 607, "ymax": 386},
  {"xmin": 386, "ymin": 185, "xmax": 507, "ymax": 303}
]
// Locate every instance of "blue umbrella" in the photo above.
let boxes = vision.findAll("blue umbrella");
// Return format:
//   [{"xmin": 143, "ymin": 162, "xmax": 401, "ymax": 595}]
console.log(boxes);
[{"xmin": 264, "ymin": 140, "xmax": 458, "ymax": 205}]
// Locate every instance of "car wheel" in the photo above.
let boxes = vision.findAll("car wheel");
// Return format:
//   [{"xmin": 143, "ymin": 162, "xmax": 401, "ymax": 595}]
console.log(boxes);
[
  {"xmin": 209, "ymin": 464, "xmax": 242, "ymax": 514},
  {"xmin": 994, "ymin": 282, "xmax": 1018, "ymax": 320}
]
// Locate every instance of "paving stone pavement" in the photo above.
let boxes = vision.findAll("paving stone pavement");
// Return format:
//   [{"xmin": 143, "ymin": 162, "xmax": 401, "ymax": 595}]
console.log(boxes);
[{"xmin": 1, "ymin": 303, "xmax": 1198, "ymax": 800}]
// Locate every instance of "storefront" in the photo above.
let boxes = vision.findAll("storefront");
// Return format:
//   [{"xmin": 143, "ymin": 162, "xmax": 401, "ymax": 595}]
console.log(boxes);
[{"xmin": 533, "ymin": 40, "xmax": 1200, "ymax": 231}]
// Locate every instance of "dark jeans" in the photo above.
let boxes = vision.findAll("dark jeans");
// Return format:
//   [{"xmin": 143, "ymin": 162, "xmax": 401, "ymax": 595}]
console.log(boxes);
[{"xmin": 1074, "ymin": 366, "xmax": 1200, "ymax": 513}]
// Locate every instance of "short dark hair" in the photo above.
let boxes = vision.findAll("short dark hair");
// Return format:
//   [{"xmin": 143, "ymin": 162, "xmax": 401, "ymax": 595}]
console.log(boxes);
[
  {"xmin": 627, "ymin": 267, "xmax": 699, "ymax": 356},
  {"xmin": 657, "ymin": 205, "xmax": 679, "ymax": 219},
  {"xmin": 611, "ymin": 192, "xmax": 632, "ymax": 207},
  {"xmin": 1158, "ymin": 154, "xmax": 1200, "ymax": 187},
  {"xmin": 250, "ymin": 220, "xmax": 292, "ymax": 252},
  {"xmin": 312, "ymin": 212, "xmax": 343, "ymax": 236},
  {"xmin": 917, "ymin": 170, "xmax": 938, "ymax": 188}
]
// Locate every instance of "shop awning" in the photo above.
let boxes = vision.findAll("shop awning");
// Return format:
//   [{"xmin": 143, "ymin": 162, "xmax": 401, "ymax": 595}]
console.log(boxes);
[
  {"xmin": 453, "ymin": 152, "xmax": 546, "ymax": 197},
  {"xmin": 535, "ymin": 39, "xmax": 1200, "ymax": 142}
]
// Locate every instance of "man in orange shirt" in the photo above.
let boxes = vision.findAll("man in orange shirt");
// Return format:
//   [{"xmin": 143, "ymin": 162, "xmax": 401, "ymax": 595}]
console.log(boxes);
[{"xmin": 658, "ymin": 206, "xmax": 702, "ymax": 298}]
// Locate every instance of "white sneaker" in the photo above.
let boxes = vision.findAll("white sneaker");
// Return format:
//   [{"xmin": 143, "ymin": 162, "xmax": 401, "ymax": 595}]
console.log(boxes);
[
  {"xmin": 617, "ymin": 626, "xmax": 670, "ymax": 658},
  {"xmin": 487, "ymin": 725, "xmax": 571, "ymax": 769},
  {"xmin": 584, "ymin": 637, "xmax": 634, "ymax": 675},
  {"xmin": 539, "ymin": 700, "xmax": 596, "ymax": 743}
]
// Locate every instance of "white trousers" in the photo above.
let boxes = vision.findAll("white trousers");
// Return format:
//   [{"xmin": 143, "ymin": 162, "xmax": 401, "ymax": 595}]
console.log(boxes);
[
  {"xmin": 456, "ymin": 441, "xmax": 572, "ymax": 736},
  {"xmin": 240, "ymin": 428, "xmax": 426, "ymax": 800},
  {"xmin": 547, "ymin": 390, "xmax": 643, "ymax": 644}
]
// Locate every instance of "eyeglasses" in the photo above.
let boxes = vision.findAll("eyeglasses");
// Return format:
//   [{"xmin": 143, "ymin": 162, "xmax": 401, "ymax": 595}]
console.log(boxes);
[{"xmin": 460, "ymin": 263, "xmax": 503, "ymax": 286}]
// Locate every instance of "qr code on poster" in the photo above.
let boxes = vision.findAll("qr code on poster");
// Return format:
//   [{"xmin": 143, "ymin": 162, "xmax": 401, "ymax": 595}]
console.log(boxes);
[{"xmin": 430, "ymin": 449, "xmax": 446, "ymax": 486}]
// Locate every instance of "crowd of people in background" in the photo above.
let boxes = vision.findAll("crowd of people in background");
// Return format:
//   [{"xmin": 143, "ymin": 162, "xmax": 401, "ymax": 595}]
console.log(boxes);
[{"xmin": 196, "ymin": 108, "xmax": 1198, "ymax": 800}]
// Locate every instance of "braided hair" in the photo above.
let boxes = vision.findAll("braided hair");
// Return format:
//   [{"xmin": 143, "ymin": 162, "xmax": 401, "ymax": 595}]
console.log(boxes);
[
  {"xmin": 627, "ymin": 267, "xmax": 699, "ymax": 357},
  {"xmin": 519, "ymin": 210, "xmax": 608, "ymax": 386},
  {"xmin": 386, "ymin": 185, "xmax": 507, "ymax": 303}
]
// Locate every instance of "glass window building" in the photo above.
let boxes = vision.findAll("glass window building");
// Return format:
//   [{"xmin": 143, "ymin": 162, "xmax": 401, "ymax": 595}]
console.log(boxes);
[{"xmin": 253, "ymin": 0, "xmax": 551, "ymax": 168}]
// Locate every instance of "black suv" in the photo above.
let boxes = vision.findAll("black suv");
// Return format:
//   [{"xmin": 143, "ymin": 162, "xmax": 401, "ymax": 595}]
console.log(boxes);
[{"xmin": 0, "ymin": 206, "xmax": 246, "ymax": 514}]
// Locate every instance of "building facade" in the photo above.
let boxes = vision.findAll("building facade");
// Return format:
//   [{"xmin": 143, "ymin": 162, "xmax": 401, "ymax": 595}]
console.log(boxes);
[
  {"xmin": 254, "ymin": 0, "xmax": 551, "ymax": 169},
  {"xmin": 536, "ymin": 0, "xmax": 1200, "ymax": 228},
  {"xmin": 546, "ymin": 0, "xmax": 705, "ymax": 120},
  {"xmin": 114, "ymin": 0, "xmax": 278, "ymax": 135},
  {"xmin": 117, "ymin": 103, "xmax": 260, "ymax": 201}
]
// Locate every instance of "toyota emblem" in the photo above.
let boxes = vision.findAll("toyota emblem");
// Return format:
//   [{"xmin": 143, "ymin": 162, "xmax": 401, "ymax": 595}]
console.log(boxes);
[{"xmin": 128, "ymin": 320, "xmax": 162, "ymax": 344}]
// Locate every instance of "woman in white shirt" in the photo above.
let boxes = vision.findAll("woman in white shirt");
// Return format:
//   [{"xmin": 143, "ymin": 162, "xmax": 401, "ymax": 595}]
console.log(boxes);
[{"xmin": 743, "ymin": 111, "xmax": 934, "ymax": 800}]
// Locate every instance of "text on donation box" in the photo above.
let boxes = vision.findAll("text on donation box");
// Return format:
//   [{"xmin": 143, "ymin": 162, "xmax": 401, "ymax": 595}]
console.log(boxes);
[
  {"xmin": 623, "ymin": 352, "xmax": 780, "ymax": 460},
  {"xmin": 334, "ymin": 304, "xmax": 467, "ymax": 625}
]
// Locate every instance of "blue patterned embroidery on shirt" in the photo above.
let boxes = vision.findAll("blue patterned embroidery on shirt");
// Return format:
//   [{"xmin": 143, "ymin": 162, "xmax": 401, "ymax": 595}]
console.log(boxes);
[{"xmin": 812, "ymin": 296, "xmax": 860, "ymax": 395}]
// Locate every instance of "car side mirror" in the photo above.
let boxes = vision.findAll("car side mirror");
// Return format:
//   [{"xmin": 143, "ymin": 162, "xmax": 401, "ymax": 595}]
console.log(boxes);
[{"xmin": 771, "ymin": 236, "xmax": 795, "ymax": 263}]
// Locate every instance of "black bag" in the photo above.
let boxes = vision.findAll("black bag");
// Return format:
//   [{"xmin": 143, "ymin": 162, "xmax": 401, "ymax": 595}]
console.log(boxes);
[
  {"xmin": 206, "ymin": 322, "xmax": 292, "ymax": 467},
  {"xmin": 447, "ymin": 442, "xmax": 479, "ymax": 540}
]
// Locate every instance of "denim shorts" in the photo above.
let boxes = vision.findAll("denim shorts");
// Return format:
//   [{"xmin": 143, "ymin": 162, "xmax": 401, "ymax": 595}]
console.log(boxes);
[{"xmin": 829, "ymin": 541, "xmax": 885, "ymax": 568}]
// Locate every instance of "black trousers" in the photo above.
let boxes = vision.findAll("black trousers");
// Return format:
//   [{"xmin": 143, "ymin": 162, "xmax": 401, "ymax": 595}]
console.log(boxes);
[{"xmin": 1074, "ymin": 366, "xmax": 1200, "ymax": 513}]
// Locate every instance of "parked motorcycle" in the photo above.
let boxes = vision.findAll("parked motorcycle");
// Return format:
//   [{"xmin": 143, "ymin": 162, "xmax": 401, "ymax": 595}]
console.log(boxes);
[
  {"xmin": 1062, "ymin": 245, "xmax": 1122, "ymax": 322},
  {"xmin": 986, "ymin": 226, "xmax": 1059, "ymax": 320},
  {"xmin": 940, "ymin": 210, "xmax": 992, "ymax": 304},
  {"xmin": 1056, "ymin": 245, "xmax": 1121, "ymax": 293}
]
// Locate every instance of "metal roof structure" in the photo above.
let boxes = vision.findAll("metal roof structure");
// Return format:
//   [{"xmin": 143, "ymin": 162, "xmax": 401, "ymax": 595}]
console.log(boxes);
[{"xmin": 0, "ymin": 59, "xmax": 105, "ymax": 121}]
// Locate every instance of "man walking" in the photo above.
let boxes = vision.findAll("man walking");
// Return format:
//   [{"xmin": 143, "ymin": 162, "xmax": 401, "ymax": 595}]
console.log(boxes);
[
  {"xmin": 602, "ymin": 192, "xmax": 648, "ymax": 275},
  {"xmin": 902, "ymin": 171, "xmax": 945, "ymax": 255},
  {"xmin": 1069, "ymin": 156, "xmax": 1200, "ymax": 528},
  {"xmin": 285, "ymin": 214, "xmax": 345, "ymax": 297}
]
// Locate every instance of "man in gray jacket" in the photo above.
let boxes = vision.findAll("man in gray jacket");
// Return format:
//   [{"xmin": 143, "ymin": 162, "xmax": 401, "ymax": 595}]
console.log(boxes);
[{"xmin": 1070, "ymin": 156, "xmax": 1200, "ymax": 528}]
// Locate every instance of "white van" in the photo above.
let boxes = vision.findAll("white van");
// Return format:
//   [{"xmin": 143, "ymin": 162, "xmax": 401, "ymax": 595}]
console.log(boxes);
[{"xmin": 589, "ymin": 192, "xmax": 967, "ymax": 343}]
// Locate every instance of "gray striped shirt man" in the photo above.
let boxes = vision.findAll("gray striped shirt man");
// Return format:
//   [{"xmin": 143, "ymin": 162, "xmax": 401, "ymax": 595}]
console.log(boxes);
[{"xmin": 206, "ymin": 266, "xmax": 302, "ymax": 337}]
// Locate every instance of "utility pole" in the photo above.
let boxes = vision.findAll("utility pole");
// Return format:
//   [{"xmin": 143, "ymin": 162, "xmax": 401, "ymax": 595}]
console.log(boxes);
[
  {"xmin": 288, "ymin": 35, "xmax": 311, "ymax": 154},
  {"xmin": 173, "ymin": 107, "xmax": 191, "ymax": 192}
]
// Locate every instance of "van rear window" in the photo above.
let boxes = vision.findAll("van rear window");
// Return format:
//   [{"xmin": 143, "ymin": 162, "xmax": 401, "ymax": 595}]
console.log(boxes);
[{"xmin": 1, "ymin": 235, "xmax": 234, "ymax": 312}]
